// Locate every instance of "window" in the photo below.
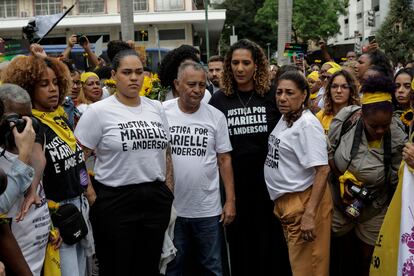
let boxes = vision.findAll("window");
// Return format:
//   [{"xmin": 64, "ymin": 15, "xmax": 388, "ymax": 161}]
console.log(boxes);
[
  {"xmin": 78, "ymin": 0, "xmax": 105, "ymax": 14},
  {"xmin": 159, "ymin": 29, "xmax": 185, "ymax": 40},
  {"xmin": 344, "ymin": 18, "xmax": 349, "ymax": 24},
  {"xmin": 35, "ymin": 0, "xmax": 62, "ymax": 15},
  {"xmin": 0, "ymin": 0, "xmax": 17, "ymax": 18},
  {"xmin": 357, "ymin": 13, "xmax": 362, "ymax": 19},
  {"xmin": 134, "ymin": 0, "xmax": 148, "ymax": 12},
  {"xmin": 155, "ymin": 0, "xmax": 184, "ymax": 11}
]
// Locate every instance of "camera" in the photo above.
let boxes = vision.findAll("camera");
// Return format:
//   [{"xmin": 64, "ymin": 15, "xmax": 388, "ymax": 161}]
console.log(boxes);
[
  {"xmin": 76, "ymin": 34, "xmax": 87, "ymax": 46},
  {"xmin": 0, "ymin": 113, "xmax": 40, "ymax": 149},
  {"xmin": 344, "ymin": 183, "xmax": 373, "ymax": 219}
]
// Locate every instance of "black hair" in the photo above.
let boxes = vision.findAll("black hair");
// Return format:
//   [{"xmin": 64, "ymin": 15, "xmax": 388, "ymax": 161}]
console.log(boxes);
[
  {"xmin": 208, "ymin": 55, "xmax": 224, "ymax": 63},
  {"xmin": 360, "ymin": 73, "xmax": 395, "ymax": 95},
  {"xmin": 60, "ymin": 58, "xmax": 75, "ymax": 73},
  {"xmin": 393, "ymin": 68, "xmax": 414, "ymax": 111},
  {"xmin": 275, "ymin": 65, "xmax": 299, "ymax": 82},
  {"xmin": 107, "ymin": 40, "xmax": 132, "ymax": 63},
  {"xmin": 158, "ymin": 45, "xmax": 200, "ymax": 89},
  {"xmin": 363, "ymin": 50, "xmax": 393, "ymax": 78},
  {"xmin": 94, "ymin": 66, "xmax": 113, "ymax": 80},
  {"xmin": 277, "ymin": 70, "xmax": 310, "ymax": 127},
  {"xmin": 394, "ymin": 68, "xmax": 414, "ymax": 82},
  {"xmin": 360, "ymin": 74, "xmax": 395, "ymax": 115},
  {"xmin": 112, "ymin": 49, "xmax": 140, "ymax": 71},
  {"xmin": 277, "ymin": 70, "xmax": 310, "ymax": 100}
]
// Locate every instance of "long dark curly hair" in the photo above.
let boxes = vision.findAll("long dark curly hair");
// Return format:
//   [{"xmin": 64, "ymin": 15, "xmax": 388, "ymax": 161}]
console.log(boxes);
[
  {"xmin": 222, "ymin": 39, "xmax": 270, "ymax": 97},
  {"xmin": 324, "ymin": 70, "xmax": 360, "ymax": 115}
]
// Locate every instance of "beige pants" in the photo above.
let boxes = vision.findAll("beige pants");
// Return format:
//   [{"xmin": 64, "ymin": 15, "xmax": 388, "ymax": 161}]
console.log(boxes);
[{"xmin": 274, "ymin": 185, "xmax": 333, "ymax": 276}]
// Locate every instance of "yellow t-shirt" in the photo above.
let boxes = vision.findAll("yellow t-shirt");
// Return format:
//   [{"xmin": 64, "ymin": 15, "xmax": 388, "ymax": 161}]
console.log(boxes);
[
  {"xmin": 316, "ymin": 110, "xmax": 333, "ymax": 134},
  {"xmin": 368, "ymin": 139, "xmax": 382, "ymax": 149}
]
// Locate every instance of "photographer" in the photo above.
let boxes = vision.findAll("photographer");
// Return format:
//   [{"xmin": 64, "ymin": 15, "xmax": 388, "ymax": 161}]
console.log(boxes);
[
  {"xmin": 328, "ymin": 74, "xmax": 407, "ymax": 276},
  {"xmin": 0, "ymin": 85, "xmax": 36, "ymax": 276},
  {"xmin": 62, "ymin": 34, "xmax": 100, "ymax": 70},
  {"xmin": 0, "ymin": 84, "xmax": 59, "ymax": 276}
]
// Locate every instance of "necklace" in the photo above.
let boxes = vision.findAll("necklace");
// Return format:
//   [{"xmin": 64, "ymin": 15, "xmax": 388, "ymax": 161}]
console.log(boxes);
[{"xmin": 236, "ymin": 91, "xmax": 255, "ymax": 115}]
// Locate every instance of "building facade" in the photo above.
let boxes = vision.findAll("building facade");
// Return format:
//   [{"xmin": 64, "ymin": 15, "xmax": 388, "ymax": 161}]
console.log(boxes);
[
  {"xmin": 328, "ymin": 0, "xmax": 390, "ymax": 52},
  {"xmin": 0, "ymin": 0, "xmax": 225, "ymax": 57}
]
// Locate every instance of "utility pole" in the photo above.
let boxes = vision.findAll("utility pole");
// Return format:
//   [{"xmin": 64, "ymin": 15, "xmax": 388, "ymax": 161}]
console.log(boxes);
[
  {"xmin": 120, "ymin": 0, "xmax": 134, "ymax": 41},
  {"xmin": 204, "ymin": 0, "xmax": 210, "ymax": 60},
  {"xmin": 277, "ymin": 0, "xmax": 293, "ymax": 65}
]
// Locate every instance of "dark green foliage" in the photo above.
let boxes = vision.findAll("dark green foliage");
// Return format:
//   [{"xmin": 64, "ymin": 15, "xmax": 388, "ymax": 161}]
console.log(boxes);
[
  {"xmin": 376, "ymin": 0, "xmax": 414, "ymax": 64},
  {"xmin": 214, "ymin": 0, "xmax": 276, "ymax": 54},
  {"xmin": 254, "ymin": 0, "xmax": 347, "ymax": 42}
]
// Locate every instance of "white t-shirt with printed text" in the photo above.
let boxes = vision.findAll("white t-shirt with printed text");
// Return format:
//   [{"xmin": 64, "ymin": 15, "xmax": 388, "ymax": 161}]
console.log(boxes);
[
  {"xmin": 75, "ymin": 95, "xmax": 170, "ymax": 187},
  {"xmin": 163, "ymin": 99, "xmax": 232, "ymax": 218},
  {"xmin": 264, "ymin": 110, "xmax": 328, "ymax": 200},
  {"xmin": 0, "ymin": 151, "xmax": 51, "ymax": 276}
]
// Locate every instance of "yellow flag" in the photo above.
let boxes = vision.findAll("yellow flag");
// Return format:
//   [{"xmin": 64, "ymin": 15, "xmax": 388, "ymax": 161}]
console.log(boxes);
[
  {"xmin": 43, "ymin": 228, "xmax": 61, "ymax": 276},
  {"xmin": 370, "ymin": 164, "xmax": 404, "ymax": 275}
]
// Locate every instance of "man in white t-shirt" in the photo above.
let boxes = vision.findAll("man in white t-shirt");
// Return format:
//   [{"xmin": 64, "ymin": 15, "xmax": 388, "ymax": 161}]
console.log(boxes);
[{"xmin": 164, "ymin": 62, "xmax": 236, "ymax": 276}]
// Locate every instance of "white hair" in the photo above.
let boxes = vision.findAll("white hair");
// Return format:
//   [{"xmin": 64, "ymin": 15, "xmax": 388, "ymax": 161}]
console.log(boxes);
[{"xmin": 0, "ymin": 84, "xmax": 32, "ymax": 108}]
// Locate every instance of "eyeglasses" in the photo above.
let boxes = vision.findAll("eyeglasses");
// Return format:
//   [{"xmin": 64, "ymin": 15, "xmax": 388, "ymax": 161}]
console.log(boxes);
[{"xmin": 331, "ymin": 84, "xmax": 350, "ymax": 90}]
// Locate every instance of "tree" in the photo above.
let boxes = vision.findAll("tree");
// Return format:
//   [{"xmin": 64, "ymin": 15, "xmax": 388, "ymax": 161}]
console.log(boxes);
[
  {"xmin": 214, "ymin": 0, "xmax": 276, "ymax": 54},
  {"xmin": 376, "ymin": 0, "xmax": 414, "ymax": 64},
  {"xmin": 255, "ymin": 0, "xmax": 347, "ymax": 42}
]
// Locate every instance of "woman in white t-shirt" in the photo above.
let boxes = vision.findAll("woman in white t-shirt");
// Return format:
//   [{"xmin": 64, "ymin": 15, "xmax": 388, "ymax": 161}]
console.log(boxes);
[
  {"xmin": 264, "ymin": 70, "xmax": 333, "ymax": 276},
  {"xmin": 75, "ymin": 48, "xmax": 174, "ymax": 276},
  {"xmin": 76, "ymin": 72, "xmax": 103, "ymax": 115}
]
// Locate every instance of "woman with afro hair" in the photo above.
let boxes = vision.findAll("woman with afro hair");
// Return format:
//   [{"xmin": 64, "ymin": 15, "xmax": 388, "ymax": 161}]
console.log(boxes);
[
  {"xmin": 328, "ymin": 72, "xmax": 407, "ymax": 276},
  {"xmin": 1, "ymin": 55, "xmax": 96, "ymax": 276},
  {"xmin": 209, "ymin": 39, "xmax": 290, "ymax": 276}
]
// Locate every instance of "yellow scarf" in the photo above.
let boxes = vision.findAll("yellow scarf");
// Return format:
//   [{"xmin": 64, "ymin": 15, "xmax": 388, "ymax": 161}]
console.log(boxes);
[
  {"xmin": 32, "ymin": 106, "xmax": 77, "ymax": 152},
  {"xmin": 338, "ymin": 170, "xmax": 363, "ymax": 199}
]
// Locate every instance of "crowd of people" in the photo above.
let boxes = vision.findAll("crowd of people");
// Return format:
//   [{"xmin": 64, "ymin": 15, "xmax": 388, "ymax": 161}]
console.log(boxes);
[{"xmin": 0, "ymin": 33, "xmax": 413, "ymax": 276}]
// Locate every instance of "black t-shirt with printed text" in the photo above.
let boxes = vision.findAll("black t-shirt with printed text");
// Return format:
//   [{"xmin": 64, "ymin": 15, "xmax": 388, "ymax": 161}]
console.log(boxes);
[
  {"xmin": 39, "ymin": 122, "xmax": 87, "ymax": 202},
  {"xmin": 209, "ymin": 87, "xmax": 281, "ymax": 161}
]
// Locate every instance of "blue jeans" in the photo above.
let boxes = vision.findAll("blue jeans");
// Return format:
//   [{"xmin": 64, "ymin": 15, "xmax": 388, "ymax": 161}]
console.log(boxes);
[
  {"xmin": 166, "ymin": 215, "xmax": 223, "ymax": 276},
  {"xmin": 59, "ymin": 196, "xmax": 91, "ymax": 276}
]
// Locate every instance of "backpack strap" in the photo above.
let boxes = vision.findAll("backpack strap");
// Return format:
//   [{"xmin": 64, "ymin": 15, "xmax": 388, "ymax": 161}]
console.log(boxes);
[{"xmin": 345, "ymin": 118, "xmax": 363, "ymax": 171}]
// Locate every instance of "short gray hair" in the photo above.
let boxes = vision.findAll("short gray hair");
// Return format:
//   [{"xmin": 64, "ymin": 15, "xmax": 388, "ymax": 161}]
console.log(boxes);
[
  {"xmin": 0, "ymin": 83, "xmax": 32, "ymax": 109},
  {"xmin": 177, "ymin": 61, "xmax": 206, "ymax": 81}
]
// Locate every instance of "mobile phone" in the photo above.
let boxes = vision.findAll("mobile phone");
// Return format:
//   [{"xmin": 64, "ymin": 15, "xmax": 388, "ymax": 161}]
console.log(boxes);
[{"xmin": 368, "ymin": 35, "xmax": 376, "ymax": 43}]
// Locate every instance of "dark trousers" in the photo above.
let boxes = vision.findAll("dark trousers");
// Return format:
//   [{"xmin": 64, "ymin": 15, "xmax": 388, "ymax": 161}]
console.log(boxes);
[
  {"xmin": 228, "ymin": 159, "xmax": 292, "ymax": 276},
  {"xmin": 90, "ymin": 181, "xmax": 173, "ymax": 276}
]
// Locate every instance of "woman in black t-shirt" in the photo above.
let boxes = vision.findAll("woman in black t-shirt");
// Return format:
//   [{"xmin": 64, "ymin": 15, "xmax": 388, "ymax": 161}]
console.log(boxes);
[
  {"xmin": 209, "ymin": 39, "xmax": 290, "ymax": 276},
  {"xmin": 2, "ymin": 55, "xmax": 95, "ymax": 276}
]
